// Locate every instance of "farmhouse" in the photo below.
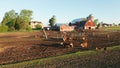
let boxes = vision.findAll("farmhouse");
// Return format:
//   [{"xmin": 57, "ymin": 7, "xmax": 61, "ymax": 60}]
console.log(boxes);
[
  {"xmin": 69, "ymin": 14, "xmax": 95, "ymax": 30},
  {"xmin": 29, "ymin": 21, "xmax": 42, "ymax": 29}
]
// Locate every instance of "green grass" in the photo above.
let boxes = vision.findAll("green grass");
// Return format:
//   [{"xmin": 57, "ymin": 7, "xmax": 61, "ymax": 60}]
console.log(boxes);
[
  {"xmin": 103, "ymin": 26, "xmax": 120, "ymax": 31},
  {"xmin": 0, "ymin": 50, "xmax": 96, "ymax": 68},
  {"xmin": 0, "ymin": 45, "xmax": 120, "ymax": 68}
]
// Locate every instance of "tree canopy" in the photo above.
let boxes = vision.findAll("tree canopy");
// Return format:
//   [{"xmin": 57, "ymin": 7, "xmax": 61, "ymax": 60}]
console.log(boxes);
[
  {"xmin": 49, "ymin": 15, "xmax": 56, "ymax": 27},
  {"xmin": 1, "ymin": 9, "xmax": 33, "ymax": 31},
  {"xmin": 18, "ymin": 9, "xmax": 33, "ymax": 30},
  {"xmin": 1, "ymin": 10, "xmax": 17, "ymax": 25}
]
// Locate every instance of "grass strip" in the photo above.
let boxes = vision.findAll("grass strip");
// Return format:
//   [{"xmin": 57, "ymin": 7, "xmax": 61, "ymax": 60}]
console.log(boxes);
[{"xmin": 0, "ymin": 45, "xmax": 120, "ymax": 68}]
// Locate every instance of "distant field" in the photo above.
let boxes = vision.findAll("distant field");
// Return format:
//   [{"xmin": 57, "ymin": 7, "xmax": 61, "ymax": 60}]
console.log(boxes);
[
  {"xmin": 103, "ymin": 26, "xmax": 120, "ymax": 31},
  {"xmin": 0, "ymin": 45, "xmax": 120, "ymax": 68}
]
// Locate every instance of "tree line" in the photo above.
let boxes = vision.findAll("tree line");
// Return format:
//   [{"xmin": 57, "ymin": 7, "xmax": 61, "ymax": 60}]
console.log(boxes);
[
  {"xmin": 2, "ymin": 9, "xmax": 119, "ymax": 32},
  {"xmin": 0, "ymin": 9, "xmax": 33, "ymax": 32},
  {"xmin": 0, "ymin": 9, "xmax": 57, "ymax": 32}
]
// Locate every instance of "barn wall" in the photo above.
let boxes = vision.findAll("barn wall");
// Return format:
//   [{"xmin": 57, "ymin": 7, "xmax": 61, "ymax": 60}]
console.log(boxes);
[
  {"xmin": 60, "ymin": 25, "xmax": 74, "ymax": 31},
  {"xmin": 85, "ymin": 26, "xmax": 95, "ymax": 30},
  {"xmin": 84, "ymin": 20, "xmax": 95, "ymax": 30}
]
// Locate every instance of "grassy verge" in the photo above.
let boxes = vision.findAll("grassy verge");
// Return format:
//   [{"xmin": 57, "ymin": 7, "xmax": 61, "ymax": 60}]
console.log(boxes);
[
  {"xmin": 103, "ymin": 26, "xmax": 120, "ymax": 31},
  {"xmin": 0, "ymin": 45, "xmax": 120, "ymax": 68}
]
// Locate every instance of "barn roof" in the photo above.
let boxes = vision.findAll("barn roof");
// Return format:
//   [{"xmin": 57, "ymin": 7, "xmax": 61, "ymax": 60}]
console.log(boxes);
[
  {"xmin": 79, "ymin": 21, "xmax": 87, "ymax": 27},
  {"xmin": 71, "ymin": 18, "xmax": 86, "ymax": 23}
]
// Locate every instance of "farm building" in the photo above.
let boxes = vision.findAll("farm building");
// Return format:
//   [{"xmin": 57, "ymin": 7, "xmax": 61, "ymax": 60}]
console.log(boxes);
[
  {"xmin": 47, "ymin": 23, "xmax": 74, "ymax": 31},
  {"xmin": 102, "ymin": 23, "xmax": 113, "ymax": 27},
  {"xmin": 60, "ymin": 24, "xmax": 74, "ymax": 31},
  {"xmin": 69, "ymin": 14, "xmax": 95, "ymax": 30},
  {"xmin": 29, "ymin": 21, "xmax": 42, "ymax": 29}
]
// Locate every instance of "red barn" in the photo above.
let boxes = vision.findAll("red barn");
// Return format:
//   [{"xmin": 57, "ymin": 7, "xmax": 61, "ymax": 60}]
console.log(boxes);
[{"xmin": 69, "ymin": 14, "xmax": 95, "ymax": 30}]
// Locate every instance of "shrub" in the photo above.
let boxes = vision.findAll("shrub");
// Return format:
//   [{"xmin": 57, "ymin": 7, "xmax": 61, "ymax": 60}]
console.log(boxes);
[
  {"xmin": 8, "ymin": 27, "xmax": 15, "ymax": 31},
  {"xmin": 35, "ymin": 24, "xmax": 42, "ymax": 30},
  {"xmin": 26, "ymin": 26, "xmax": 32, "ymax": 32},
  {"xmin": 0, "ymin": 25, "xmax": 8, "ymax": 32}
]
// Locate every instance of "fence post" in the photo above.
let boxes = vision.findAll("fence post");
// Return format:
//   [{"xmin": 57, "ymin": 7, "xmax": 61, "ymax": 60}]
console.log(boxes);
[{"xmin": 42, "ymin": 29, "xmax": 48, "ymax": 39}]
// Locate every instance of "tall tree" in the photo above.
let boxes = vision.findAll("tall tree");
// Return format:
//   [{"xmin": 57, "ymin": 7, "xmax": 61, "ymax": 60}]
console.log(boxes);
[
  {"xmin": 1, "ymin": 10, "xmax": 17, "ymax": 31},
  {"xmin": 1, "ymin": 10, "xmax": 17, "ymax": 25},
  {"xmin": 6, "ymin": 18, "xmax": 16, "ymax": 31},
  {"xmin": 1, "ymin": 9, "xmax": 33, "ymax": 31},
  {"xmin": 19, "ymin": 9, "xmax": 33, "ymax": 30},
  {"xmin": 49, "ymin": 15, "xmax": 56, "ymax": 27},
  {"xmin": 1, "ymin": 17, "xmax": 8, "ymax": 25},
  {"xmin": 14, "ymin": 15, "xmax": 20, "ymax": 30}
]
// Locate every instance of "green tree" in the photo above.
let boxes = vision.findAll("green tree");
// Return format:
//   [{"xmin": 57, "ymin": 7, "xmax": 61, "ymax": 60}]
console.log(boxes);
[
  {"xmin": 14, "ymin": 15, "xmax": 20, "ymax": 30},
  {"xmin": 1, "ymin": 10, "xmax": 17, "ymax": 25},
  {"xmin": 1, "ymin": 10, "xmax": 17, "ymax": 31},
  {"xmin": 19, "ymin": 9, "xmax": 33, "ymax": 30},
  {"xmin": 1, "ymin": 17, "xmax": 8, "ymax": 25},
  {"xmin": 49, "ymin": 15, "xmax": 56, "ymax": 27},
  {"xmin": 94, "ymin": 19, "xmax": 98, "ymax": 26},
  {"xmin": 1, "ymin": 9, "xmax": 33, "ymax": 31},
  {"xmin": 6, "ymin": 19, "xmax": 16, "ymax": 31}
]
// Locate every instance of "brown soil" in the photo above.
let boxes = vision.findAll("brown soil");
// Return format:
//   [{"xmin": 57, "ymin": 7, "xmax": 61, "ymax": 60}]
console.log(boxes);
[{"xmin": 0, "ymin": 30, "xmax": 120, "ymax": 65}]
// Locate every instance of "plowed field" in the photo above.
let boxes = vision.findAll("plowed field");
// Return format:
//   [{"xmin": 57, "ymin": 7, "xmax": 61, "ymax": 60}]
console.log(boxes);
[{"xmin": 0, "ymin": 30, "xmax": 120, "ymax": 65}]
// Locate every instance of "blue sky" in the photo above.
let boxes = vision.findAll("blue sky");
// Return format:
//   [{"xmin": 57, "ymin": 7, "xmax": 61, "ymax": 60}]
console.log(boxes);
[{"xmin": 0, "ymin": 0, "xmax": 120, "ymax": 26}]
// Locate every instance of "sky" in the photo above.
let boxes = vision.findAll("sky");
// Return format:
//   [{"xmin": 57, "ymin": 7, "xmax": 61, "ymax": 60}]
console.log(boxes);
[{"xmin": 0, "ymin": 0, "xmax": 120, "ymax": 26}]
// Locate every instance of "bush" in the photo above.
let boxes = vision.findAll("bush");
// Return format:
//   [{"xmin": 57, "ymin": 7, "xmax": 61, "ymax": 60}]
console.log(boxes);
[
  {"xmin": 0, "ymin": 25, "xmax": 8, "ymax": 32},
  {"xmin": 8, "ymin": 27, "xmax": 15, "ymax": 31},
  {"xmin": 35, "ymin": 24, "xmax": 42, "ymax": 30},
  {"xmin": 26, "ymin": 26, "xmax": 32, "ymax": 32}
]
